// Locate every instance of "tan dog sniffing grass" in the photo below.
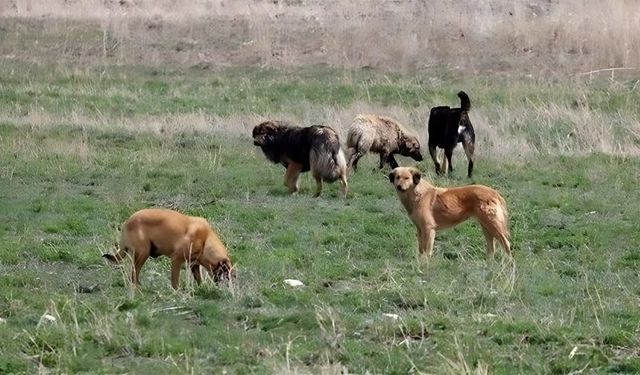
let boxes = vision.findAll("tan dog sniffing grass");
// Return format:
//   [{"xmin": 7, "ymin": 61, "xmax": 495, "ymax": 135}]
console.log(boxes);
[
  {"xmin": 389, "ymin": 167, "xmax": 511, "ymax": 261},
  {"xmin": 102, "ymin": 208, "xmax": 233, "ymax": 290}
]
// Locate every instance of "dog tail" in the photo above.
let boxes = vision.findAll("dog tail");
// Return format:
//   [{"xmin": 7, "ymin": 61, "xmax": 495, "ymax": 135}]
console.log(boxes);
[
  {"xmin": 102, "ymin": 239, "xmax": 129, "ymax": 264},
  {"xmin": 311, "ymin": 143, "xmax": 347, "ymax": 182},
  {"xmin": 496, "ymin": 196, "xmax": 510, "ymax": 239},
  {"xmin": 458, "ymin": 91, "xmax": 471, "ymax": 111}
]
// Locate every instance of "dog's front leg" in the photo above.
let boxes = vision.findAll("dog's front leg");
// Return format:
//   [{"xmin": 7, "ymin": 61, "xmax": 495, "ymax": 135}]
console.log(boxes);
[
  {"xmin": 418, "ymin": 226, "xmax": 436, "ymax": 259},
  {"xmin": 283, "ymin": 163, "xmax": 302, "ymax": 193},
  {"xmin": 386, "ymin": 154, "xmax": 399, "ymax": 169},
  {"xmin": 313, "ymin": 176, "xmax": 323, "ymax": 197},
  {"xmin": 415, "ymin": 226, "xmax": 425, "ymax": 264},
  {"xmin": 428, "ymin": 144, "xmax": 441, "ymax": 175},
  {"xmin": 170, "ymin": 256, "xmax": 185, "ymax": 290},
  {"xmin": 378, "ymin": 153, "xmax": 386, "ymax": 169}
]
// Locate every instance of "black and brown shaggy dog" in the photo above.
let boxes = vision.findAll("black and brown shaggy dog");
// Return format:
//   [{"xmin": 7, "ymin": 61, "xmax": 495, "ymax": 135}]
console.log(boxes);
[
  {"xmin": 346, "ymin": 114, "xmax": 423, "ymax": 171},
  {"xmin": 252, "ymin": 120, "xmax": 348, "ymax": 198},
  {"xmin": 389, "ymin": 167, "xmax": 511, "ymax": 262},
  {"xmin": 427, "ymin": 91, "xmax": 476, "ymax": 178}
]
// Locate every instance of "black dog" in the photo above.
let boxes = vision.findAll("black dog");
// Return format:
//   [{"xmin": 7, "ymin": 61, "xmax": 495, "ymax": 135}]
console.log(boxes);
[
  {"xmin": 252, "ymin": 120, "xmax": 348, "ymax": 198},
  {"xmin": 427, "ymin": 91, "xmax": 476, "ymax": 178}
]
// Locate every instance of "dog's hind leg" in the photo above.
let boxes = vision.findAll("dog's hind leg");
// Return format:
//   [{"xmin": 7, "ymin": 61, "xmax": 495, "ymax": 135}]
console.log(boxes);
[
  {"xmin": 126, "ymin": 234, "xmax": 150, "ymax": 286},
  {"xmin": 463, "ymin": 140, "xmax": 475, "ymax": 178},
  {"xmin": 479, "ymin": 217, "xmax": 511, "ymax": 258},
  {"xmin": 482, "ymin": 226, "xmax": 496, "ymax": 258},
  {"xmin": 312, "ymin": 174, "xmax": 323, "ymax": 198},
  {"xmin": 348, "ymin": 148, "xmax": 365, "ymax": 171},
  {"xmin": 495, "ymin": 231, "xmax": 511, "ymax": 257},
  {"xmin": 443, "ymin": 148, "xmax": 453, "ymax": 176},
  {"xmin": 131, "ymin": 252, "xmax": 149, "ymax": 286},
  {"xmin": 428, "ymin": 144, "xmax": 441, "ymax": 175}
]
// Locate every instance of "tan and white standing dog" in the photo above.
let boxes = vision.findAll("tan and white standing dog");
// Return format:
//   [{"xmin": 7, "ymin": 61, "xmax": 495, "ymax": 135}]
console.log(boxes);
[
  {"xmin": 102, "ymin": 208, "xmax": 233, "ymax": 289},
  {"xmin": 389, "ymin": 167, "xmax": 511, "ymax": 261}
]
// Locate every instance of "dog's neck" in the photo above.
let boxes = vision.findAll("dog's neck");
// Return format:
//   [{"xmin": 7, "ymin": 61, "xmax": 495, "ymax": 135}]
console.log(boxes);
[{"xmin": 397, "ymin": 180, "xmax": 436, "ymax": 213}]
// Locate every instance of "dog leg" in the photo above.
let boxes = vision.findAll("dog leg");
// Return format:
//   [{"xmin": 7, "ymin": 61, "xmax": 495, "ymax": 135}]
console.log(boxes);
[
  {"xmin": 441, "ymin": 156, "xmax": 448, "ymax": 177},
  {"xmin": 386, "ymin": 154, "xmax": 399, "ymax": 169},
  {"xmin": 424, "ymin": 228, "xmax": 436, "ymax": 258},
  {"xmin": 428, "ymin": 144, "xmax": 441, "ymax": 175},
  {"xmin": 463, "ymin": 141, "xmax": 475, "ymax": 178},
  {"xmin": 191, "ymin": 264, "xmax": 202, "ymax": 285},
  {"xmin": 378, "ymin": 153, "xmax": 386, "ymax": 169},
  {"xmin": 348, "ymin": 149, "xmax": 365, "ymax": 171},
  {"xmin": 415, "ymin": 227, "xmax": 425, "ymax": 263},
  {"xmin": 480, "ymin": 218, "xmax": 511, "ymax": 258},
  {"xmin": 313, "ymin": 175, "xmax": 323, "ymax": 197},
  {"xmin": 495, "ymin": 232, "xmax": 511, "ymax": 257},
  {"xmin": 339, "ymin": 174, "xmax": 348, "ymax": 199},
  {"xmin": 170, "ymin": 256, "xmax": 185, "ymax": 290},
  {"xmin": 417, "ymin": 226, "xmax": 436, "ymax": 259},
  {"xmin": 482, "ymin": 227, "xmax": 496, "ymax": 258},
  {"xmin": 131, "ymin": 253, "xmax": 149, "ymax": 286},
  {"xmin": 443, "ymin": 148, "xmax": 453, "ymax": 176},
  {"xmin": 284, "ymin": 163, "xmax": 302, "ymax": 193}
]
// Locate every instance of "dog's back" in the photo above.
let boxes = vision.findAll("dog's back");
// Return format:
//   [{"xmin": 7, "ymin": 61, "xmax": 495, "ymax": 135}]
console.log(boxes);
[
  {"xmin": 347, "ymin": 115, "xmax": 402, "ymax": 149},
  {"xmin": 273, "ymin": 125, "xmax": 342, "ymax": 172},
  {"xmin": 428, "ymin": 91, "xmax": 473, "ymax": 147},
  {"xmin": 121, "ymin": 209, "xmax": 196, "ymax": 255},
  {"xmin": 347, "ymin": 114, "xmax": 423, "ymax": 170},
  {"xmin": 428, "ymin": 106, "xmax": 461, "ymax": 148}
]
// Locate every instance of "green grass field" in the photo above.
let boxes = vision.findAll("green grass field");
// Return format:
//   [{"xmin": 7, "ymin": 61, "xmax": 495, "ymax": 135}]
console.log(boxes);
[{"xmin": 1, "ymin": 65, "xmax": 640, "ymax": 374}]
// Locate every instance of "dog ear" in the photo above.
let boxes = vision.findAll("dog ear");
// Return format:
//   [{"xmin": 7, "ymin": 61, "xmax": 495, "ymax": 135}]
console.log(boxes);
[
  {"xmin": 411, "ymin": 168, "xmax": 421, "ymax": 185},
  {"xmin": 214, "ymin": 259, "xmax": 234, "ymax": 283},
  {"xmin": 388, "ymin": 171, "xmax": 395, "ymax": 183}
]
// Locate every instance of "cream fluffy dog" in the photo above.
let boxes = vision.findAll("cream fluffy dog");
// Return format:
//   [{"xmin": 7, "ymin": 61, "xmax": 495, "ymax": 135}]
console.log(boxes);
[
  {"xmin": 347, "ymin": 114, "xmax": 423, "ymax": 170},
  {"xmin": 103, "ymin": 208, "xmax": 233, "ymax": 289},
  {"xmin": 389, "ymin": 167, "xmax": 511, "ymax": 260}
]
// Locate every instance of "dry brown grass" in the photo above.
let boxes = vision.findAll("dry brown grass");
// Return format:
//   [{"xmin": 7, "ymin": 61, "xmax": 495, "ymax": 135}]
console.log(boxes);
[
  {"xmin": 3, "ymin": 99, "xmax": 639, "ymax": 158},
  {"xmin": 2, "ymin": 0, "xmax": 640, "ymax": 74}
]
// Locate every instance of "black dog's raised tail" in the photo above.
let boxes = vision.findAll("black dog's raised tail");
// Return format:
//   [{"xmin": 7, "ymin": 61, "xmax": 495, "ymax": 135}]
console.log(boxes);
[{"xmin": 458, "ymin": 91, "xmax": 471, "ymax": 111}]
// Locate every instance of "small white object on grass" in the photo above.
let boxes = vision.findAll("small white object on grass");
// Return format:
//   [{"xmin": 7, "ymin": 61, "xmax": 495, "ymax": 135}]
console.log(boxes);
[
  {"xmin": 382, "ymin": 313, "xmax": 400, "ymax": 320},
  {"xmin": 284, "ymin": 279, "xmax": 304, "ymax": 287},
  {"xmin": 0, "ymin": 317, "xmax": 6, "ymax": 324},
  {"xmin": 569, "ymin": 346, "xmax": 578, "ymax": 359},
  {"xmin": 37, "ymin": 313, "xmax": 56, "ymax": 328}
]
